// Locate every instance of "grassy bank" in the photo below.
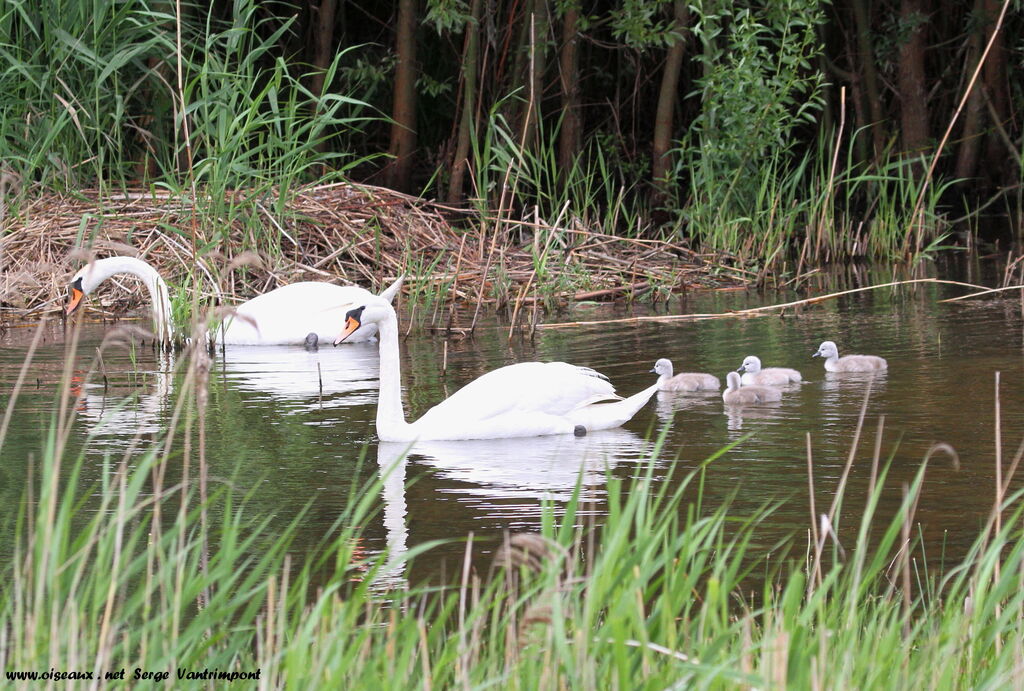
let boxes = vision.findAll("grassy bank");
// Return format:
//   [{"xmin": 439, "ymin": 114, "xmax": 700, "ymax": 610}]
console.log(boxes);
[{"xmin": 3, "ymin": 330, "xmax": 1024, "ymax": 688}]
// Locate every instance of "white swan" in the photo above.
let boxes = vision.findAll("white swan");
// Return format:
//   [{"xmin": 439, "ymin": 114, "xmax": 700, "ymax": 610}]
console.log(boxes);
[
  {"xmin": 65, "ymin": 256, "xmax": 403, "ymax": 345},
  {"xmin": 722, "ymin": 371, "xmax": 782, "ymax": 405},
  {"xmin": 736, "ymin": 355, "xmax": 801, "ymax": 386},
  {"xmin": 650, "ymin": 358, "xmax": 720, "ymax": 392},
  {"xmin": 334, "ymin": 296, "xmax": 659, "ymax": 441},
  {"xmin": 813, "ymin": 340, "xmax": 887, "ymax": 372}
]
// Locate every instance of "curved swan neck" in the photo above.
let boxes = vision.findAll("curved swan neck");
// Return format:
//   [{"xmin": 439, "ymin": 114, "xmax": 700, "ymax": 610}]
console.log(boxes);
[
  {"xmin": 375, "ymin": 306, "xmax": 413, "ymax": 440},
  {"xmin": 83, "ymin": 257, "xmax": 174, "ymax": 345}
]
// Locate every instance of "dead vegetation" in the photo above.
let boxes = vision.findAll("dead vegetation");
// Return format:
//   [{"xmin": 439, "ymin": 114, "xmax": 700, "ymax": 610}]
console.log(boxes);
[{"xmin": 0, "ymin": 183, "xmax": 744, "ymax": 326}]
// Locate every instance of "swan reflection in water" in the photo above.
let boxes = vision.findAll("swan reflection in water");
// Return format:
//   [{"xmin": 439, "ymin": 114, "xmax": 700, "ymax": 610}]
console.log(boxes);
[
  {"xmin": 75, "ymin": 350, "xmax": 175, "ymax": 455},
  {"xmin": 217, "ymin": 342, "xmax": 380, "ymax": 415},
  {"xmin": 371, "ymin": 428, "xmax": 654, "ymax": 590}
]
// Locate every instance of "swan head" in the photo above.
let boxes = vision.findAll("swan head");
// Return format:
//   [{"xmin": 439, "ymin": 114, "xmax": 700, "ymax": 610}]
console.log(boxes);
[
  {"xmin": 737, "ymin": 355, "xmax": 761, "ymax": 373},
  {"xmin": 332, "ymin": 297, "xmax": 394, "ymax": 345},
  {"xmin": 65, "ymin": 275, "xmax": 87, "ymax": 315},
  {"xmin": 725, "ymin": 371, "xmax": 742, "ymax": 391},
  {"xmin": 650, "ymin": 358, "xmax": 673, "ymax": 376},
  {"xmin": 813, "ymin": 341, "xmax": 838, "ymax": 359},
  {"xmin": 65, "ymin": 257, "xmax": 155, "ymax": 316}
]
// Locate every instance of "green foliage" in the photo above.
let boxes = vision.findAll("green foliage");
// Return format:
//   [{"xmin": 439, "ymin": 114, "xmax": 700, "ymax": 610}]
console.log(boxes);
[
  {"xmin": 681, "ymin": 0, "xmax": 828, "ymax": 257},
  {"xmin": 0, "ymin": 0, "xmax": 378, "ymax": 217},
  {"xmin": 609, "ymin": 0, "xmax": 678, "ymax": 50},
  {"xmin": 424, "ymin": 0, "xmax": 471, "ymax": 34}
]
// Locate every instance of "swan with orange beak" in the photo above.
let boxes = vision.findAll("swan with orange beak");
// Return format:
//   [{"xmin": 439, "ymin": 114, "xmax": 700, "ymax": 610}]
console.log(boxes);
[{"xmin": 333, "ymin": 296, "xmax": 659, "ymax": 441}]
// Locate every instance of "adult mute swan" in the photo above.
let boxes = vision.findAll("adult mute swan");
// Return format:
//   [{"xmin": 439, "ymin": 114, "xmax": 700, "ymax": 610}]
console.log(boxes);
[
  {"xmin": 333, "ymin": 296, "xmax": 659, "ymax": 441},
  {"xmin": 650, "ymin": 358, "xmax": 720, "ymax": 392},
  {"xmin": 65, "ymin": 256, "xmax": 403, "ymax": 346},
  {"xmin": 736, "ymin": 355, "xmax": 802, "ymax": 386},
  {"xmin": 722, "ymin": 372, "xmax": 782, "ymax": 405},
  {"xmin": 813, "ymin": 340, "xmax": 887, "ymax": 372}
]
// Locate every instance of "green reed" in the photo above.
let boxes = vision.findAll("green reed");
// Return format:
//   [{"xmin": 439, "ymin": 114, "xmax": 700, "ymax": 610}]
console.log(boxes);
[{"xmin": 3, "ymin": 328, "xmax": 1024, "ymax": 687}]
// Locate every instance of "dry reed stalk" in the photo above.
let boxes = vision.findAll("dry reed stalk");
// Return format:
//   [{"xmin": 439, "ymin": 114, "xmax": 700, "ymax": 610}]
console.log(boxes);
[
  {"xmin": 538, "ymin": 277, "xmax": 991, "ymax": 330},
  {"xmin": 805, "ymin": 433, "xmax": 822, "ymax": 593}
]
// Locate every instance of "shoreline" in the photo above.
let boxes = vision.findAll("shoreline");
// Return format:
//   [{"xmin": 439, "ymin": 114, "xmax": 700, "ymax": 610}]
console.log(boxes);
[{"xmin": 1, "ymin": 183, "xmax": 747, "ymax": 325}]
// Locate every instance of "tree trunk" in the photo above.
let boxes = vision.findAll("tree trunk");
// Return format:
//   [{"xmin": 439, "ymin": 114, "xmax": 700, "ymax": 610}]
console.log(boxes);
[
  {"xmin": 954, "ymin": 0, "xmax": 985, "ymax": 183},
  {"xmin": 981, "ymin": 0, "xmax": 1010, "ymax": 180},
  {"xmin": 308, "ymin": 0, "xmax": 338, "ymax": 158},
  {"xmin": 651, "ymin": 0, "xmax": 689, "ymax": 203},
  {"xmin": 851, "ymin": 0, "xmax": 885, "ymax": 160},
  {"xmin": 447, "ymin": 0, "xmax": 482, "ymax": 204},
  {"xmin": 309, "ymin": 0, "xmax": 337, "ymax": 99},
  {"xmin": 897, "ymin": 0, "xmax": 930, "ymax": 162},
  {"xmin": 557, "ymin": 2, "xmax": 581, "ymax": 176},
  {"xmin": 521, "ymin": 0, "xmax": 550, "ymax": 152},
  {"xmin": 385, "ymin": 0, "xmax": 417, "ymax": 193}
]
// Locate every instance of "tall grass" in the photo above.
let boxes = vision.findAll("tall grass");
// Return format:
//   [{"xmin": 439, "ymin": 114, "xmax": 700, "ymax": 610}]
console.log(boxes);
[
  {"xmin": 0, "ymin": 0, "xmax": 378, "ymax": 247},
  {"xmin": 3, "ymin": 329, "xmax": 1024, "ymax": 686}
]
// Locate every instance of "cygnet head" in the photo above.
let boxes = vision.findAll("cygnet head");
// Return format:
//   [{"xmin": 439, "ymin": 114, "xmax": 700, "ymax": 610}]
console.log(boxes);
[
  {"xmin": 813, "ymin": 341, "xmax": 838, "ymax": 359},
  {"xmin": 725, "ymin": 371, "xmax": 742, "ymax": 390},
  {"xmin": 303, "ymin": 332, "xmax": 319, "ymax": 351},
  {"xmin": 737, "ymin": 355, "xmax": 762, "ymax": 373},
  {"xmin": 650, "ymin": 358, "xmax": 674, "ymax": 377}
]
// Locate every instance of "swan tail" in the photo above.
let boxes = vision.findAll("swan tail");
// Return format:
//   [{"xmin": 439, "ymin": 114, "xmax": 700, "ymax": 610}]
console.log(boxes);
[
  {"xmin": 378, "ymin": 275, "xmax": 406, "ymax": 303},
  {"xmin": 567, "ymin": 382, "xmax": 659, "ymax": 431}
]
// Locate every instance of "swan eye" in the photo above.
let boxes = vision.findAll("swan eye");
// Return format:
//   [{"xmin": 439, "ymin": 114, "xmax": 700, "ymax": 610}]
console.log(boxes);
[{"xmin": 65, "ymin": 278, "xmax": 85, "ymax": 315}]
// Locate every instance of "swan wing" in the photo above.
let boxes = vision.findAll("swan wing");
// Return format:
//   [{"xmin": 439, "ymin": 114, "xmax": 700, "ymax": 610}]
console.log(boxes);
[{"xmin": 414, "ymin": 362, "xmax": 619, "ymax": 427}]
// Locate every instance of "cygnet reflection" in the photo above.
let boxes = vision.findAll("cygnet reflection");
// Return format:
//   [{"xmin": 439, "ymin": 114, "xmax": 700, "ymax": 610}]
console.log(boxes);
[
  {"xmin": 724, "ymin": 401, "xmax": 784, "ymax": 432},
  {"xmin": 655, "ymin": 390, "xmax": 720, "ymax": 424}
]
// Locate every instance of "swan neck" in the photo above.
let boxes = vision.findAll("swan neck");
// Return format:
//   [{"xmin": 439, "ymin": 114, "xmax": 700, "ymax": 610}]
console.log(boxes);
[
  {"xmin": 376, "ymin": 308, "xmax": 411, "ymax": 439},
  {"xmin": 90, "ymin": 258, "xmax": 174, "ymax": 345}
]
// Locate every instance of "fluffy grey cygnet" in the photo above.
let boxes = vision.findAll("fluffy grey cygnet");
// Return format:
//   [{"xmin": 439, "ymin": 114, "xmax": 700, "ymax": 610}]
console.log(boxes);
[
  {"xmin": 736, "ymin": 355, "xmax": 801, "ymax": 386},
  {"xmin": 813, "ymin": 341, "xmax": 887, "ymax": 372},
  {"xmin": 722, "ymin": 371, "xmax": 782, "ymax": 405},
  {"xmin": 651, "ymin": 358, "xmax": 720, "ymax": 392}
]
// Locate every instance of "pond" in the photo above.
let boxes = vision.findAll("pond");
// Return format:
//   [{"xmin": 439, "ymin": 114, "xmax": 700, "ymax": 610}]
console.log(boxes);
[{"xmin": 2, "ymin": 259, "xmax": 1023, "ymax": 588}]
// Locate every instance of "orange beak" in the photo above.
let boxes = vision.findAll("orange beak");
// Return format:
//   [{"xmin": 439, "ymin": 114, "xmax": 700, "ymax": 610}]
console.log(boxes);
[
  {"xmin": 333, "ymin": 315, "xmax": 361, "ymax": 346},
  {"xmin": 65, "ymin": 287, "xmax": 84, "ymax": 315}
]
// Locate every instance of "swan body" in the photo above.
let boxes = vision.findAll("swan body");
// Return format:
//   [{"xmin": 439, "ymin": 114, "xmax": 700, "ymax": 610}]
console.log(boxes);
[
  {"xmin": 722, "ymin": 372, "xmax": 782, "ymax": 405},
  {"xmin": 651, "ymin": 358, "xmax": 720, "ymax": 392},
  {"xmin": 813, "ymin": 341, "xmax": 887, "ymax": 372},
  {"xmin": 737, "ymin": 355, "xmax": 802, "ymax": 386},
  {"xmin": 65, "ymin": 256, "xmax": 402, "ymax": 345},
  {"xmin": 218, "ymin": 280, "xmax": 402, "ymax": 345},
  {"xmin": 336, "ymin": 298, "xmax": 659, "ymax": 441}
]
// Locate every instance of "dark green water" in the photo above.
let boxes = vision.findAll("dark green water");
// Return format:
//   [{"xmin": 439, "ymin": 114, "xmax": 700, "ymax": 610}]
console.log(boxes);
[{"xmin": 3, "ymin": 262, "xmax": 1023, "ymax": 587}]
